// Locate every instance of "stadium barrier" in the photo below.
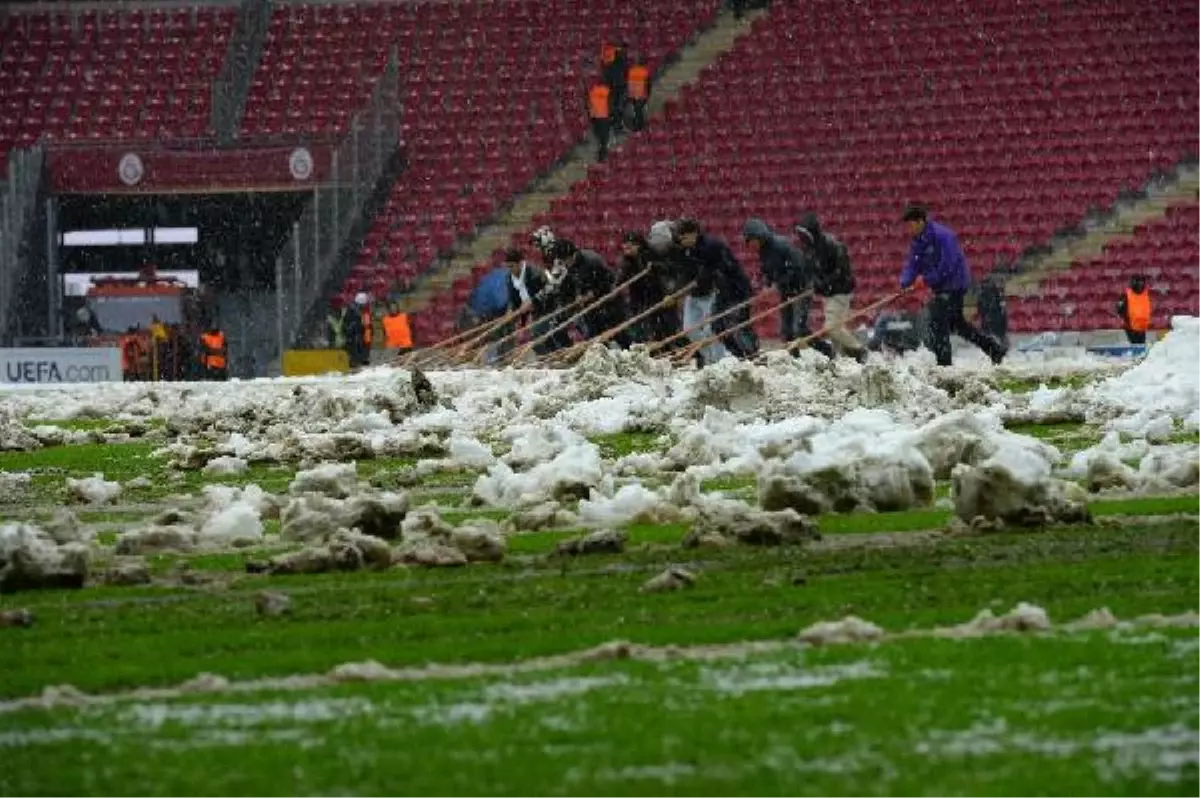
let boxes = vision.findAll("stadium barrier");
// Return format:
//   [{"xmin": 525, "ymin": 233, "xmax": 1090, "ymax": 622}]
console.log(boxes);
[{"xmin": 281, "ymin": 349, "xmax": 350, "ymax": 377}]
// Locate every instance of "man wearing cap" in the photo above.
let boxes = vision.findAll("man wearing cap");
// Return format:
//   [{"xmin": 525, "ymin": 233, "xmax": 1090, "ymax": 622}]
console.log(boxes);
[{"xmin": 899, "ymin": 204, "xmax": 1007, "ymax": 366}]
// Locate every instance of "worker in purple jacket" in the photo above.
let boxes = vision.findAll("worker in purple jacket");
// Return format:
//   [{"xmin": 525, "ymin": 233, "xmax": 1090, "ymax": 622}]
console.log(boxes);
[{"xmin": 899, "ymin": 204, "xmax": 1007, "ymax": 367}]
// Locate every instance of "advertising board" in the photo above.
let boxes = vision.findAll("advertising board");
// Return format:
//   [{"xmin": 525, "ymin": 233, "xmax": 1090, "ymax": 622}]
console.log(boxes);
[{"xmin": 0, "ymin": 348, "xmax": 123, "ymax": 384}]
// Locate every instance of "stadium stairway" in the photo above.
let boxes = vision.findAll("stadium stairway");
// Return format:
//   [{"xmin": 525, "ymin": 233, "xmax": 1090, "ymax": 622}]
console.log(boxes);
[
  {"xmin": 1006, "ymin": 161, "xmax": 1199, "ymax": 298},
  {"xmin": 393, "ymin": 4, "xmax": 769, "ymax": 316}
]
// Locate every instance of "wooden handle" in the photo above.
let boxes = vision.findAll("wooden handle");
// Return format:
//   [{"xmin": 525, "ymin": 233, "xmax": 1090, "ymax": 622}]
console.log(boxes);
[
  {"xmin": 503, "ymin": 269, "xmax": 651, "ymax": 366},
  {"xmin": 673, "ymin": 289, "xmax": 814, "ymax": 364},
  {"xmin": 541, "ymin": 281, "xmax": 698, "ymax": 367},
  {"xmin": 646, "ymin": 292, "xmax": 758, "ymax": 357},
  {"xmin": 783, "ymin": 289, "xmax": 910, "ymax": 354}
]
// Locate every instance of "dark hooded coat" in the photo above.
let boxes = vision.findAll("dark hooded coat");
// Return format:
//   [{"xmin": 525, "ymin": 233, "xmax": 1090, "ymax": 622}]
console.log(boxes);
[{"xmin": 796, "ymin": 213, "xmax": 855, "ymax": 297}]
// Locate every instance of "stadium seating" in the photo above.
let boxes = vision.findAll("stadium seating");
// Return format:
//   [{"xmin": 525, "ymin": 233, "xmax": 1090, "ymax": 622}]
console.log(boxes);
[
  {"xmin": 415, "ymin": 0, "xmax": 1197, "ymax": 341},
  {"xmin": 257, "ymin": 0, "xmax": 723, "ymax": 325},
  {"xmin": 0, "ymin": 8, "xmax": 236, "ymax": 160},
  {"xmin": 1007, "ymin": 201, "xmax": 1200, "ymax": 333}
]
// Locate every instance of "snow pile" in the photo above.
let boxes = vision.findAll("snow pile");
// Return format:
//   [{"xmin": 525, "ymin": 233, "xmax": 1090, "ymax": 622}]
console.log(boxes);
[
  {"xmin": 952, "ymin": 444, "xmax": 1088, "ymax": 528},
  {"xmin": 0, "ymin": 472, "xmax": 31, "ymax": 502},
  {"xmin": 266, "ymin": 506, "xmax": 504, "ymax": 575},
  {"xmin": 663, "ymin": 409, "xmax": 821, "ymax": 474},
  {"xmin": 446, "ymin": 434, "xmax": 496, "ymax": 469},
  {"xmin": 201, "ymin": 484, "xmax": 281, "ymax": 520},
  {"xmin": 641, "ymin": 566, "xmax": 696, "ymax": 593},
  {"xmin": 910, "ymin": 410, "xmax": 1060, "ymax": 480},
  {"xmin": 689, "ymin": 358, "xmax": 766, "ymax": 413},
  {"xmin": 555, "ymin": 528, "xmax": 627, "ymax": 556},
  {"xmin": 797, "ymin": 616, "xmax": 885, "ymax": 646},
  {"xmin": 473, "ymin": 441, "xmax": 607, "ymax": 508},
  {"xmin": 289, "ymin": 463, "xmax": 358, "ymax": 498},
  {"xmin": 577, "ymin": 484, "xmax": 683, "ymax": 527},
  {"xmin": 923, "ymin": 602, "xmax": 1052, "ymax": 638},
  {"xmin": 507, "ymin": 501, "xmax": 579, "ymax": 532},
  {"xmin": 65, "ymin": 474, "xmax": 121, "ymax": 505},
  {"xmin": 199, "ymin": 503, "xmax": 264, "ymax": 546},
  {"xmin": 0, "ymin": 408, "xmax": 41, "ymax": 452},
  {"xmin": 280, "ymin": 490, "xmax": 409, "ymax": 542},
  {"xmin": 756, "ymin": 410, "xmax": 936, "ymax": 514},
  {"xmin": 0, "ymin": 522, "xmax": 91, "ymax": 593},
  {"xmin": 685, "ymin": 503, "xmax": 820, "ymax": 548},
  {"xmin": 1092, "ymin": 316, "xmax": 1200, "ymax": 434},
  {"xmin": 202, "ymin": 456, "xmax": 249, "ymax": 476},
  {"xmin": 115, "ymin": 524, "xmax": 198, "ymax": 555},
  {"xmin": 265, "ymin": 528, "xmax": 394, "ymax": 575},
  {"xmin": 1136, "ymin": 446, "xmax": 1199, "ymax": 491},
  {"xmin": 1065, "ymin": 433, "xmax": 1198, "ymax": 494}
]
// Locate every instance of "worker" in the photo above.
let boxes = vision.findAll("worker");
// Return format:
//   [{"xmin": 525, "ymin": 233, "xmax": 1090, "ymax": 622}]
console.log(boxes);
[
  {"xmin": 199, "ymin": 325, "xmax": 228, "ymax": 381},
  {"xmin": 381, "ymin": 302, "xmax": 413, "ymax": 355},
  {"xmin": 1115, "ymin": 274, "xmax": 1152, "ymax": 345},
  {"xmin": 604, "ymin": 41, "xmax": 629, "ymax": 132},
  {"xmin": 588, "ymin": 82, "xmax": 612, "ymax": 162},
  {"xmin": 627, "ymin": 60, "xmax": 650, "ymax": 132},
  {"xmin": 149, "ymin": 315, "xmax": 170, "ymax": 381},
  {"xmin": 119, "ymin": 333, "xmax": 140, "ymax": 381},
  {"xmin": 326, "ymin": 300, "xmax": 348, "ymax": 350},
  {"xmin": 350, "ymin": 292, "xmax": 372, "ymax": 368}
]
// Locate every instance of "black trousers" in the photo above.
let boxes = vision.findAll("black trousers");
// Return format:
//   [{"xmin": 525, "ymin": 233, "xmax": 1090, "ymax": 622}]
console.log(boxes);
[
  {"xmin": 630, "ymin": 99, "xmax": 647, "ymax": 132},
  {"xmin": 927, "ymin": 291, "xmax": 1006, "ymax": 366},
  {"xmin": 1124, "ymin": 329, "xmax": 1147, "ymax": 345},
  {"xmin": 591, "ymin": 117, "xmax": 611, "ymax": 161},
  {"xmin": 610, "ymin": 87, "xmax": 627, "ymax": 130},
  {"xmin": 712, "ymin": 296, "xmax": 759, "ymax": 359},
  {"xmin": 780, "ymin": 292, "xmax": 835, "ymax": 358}
]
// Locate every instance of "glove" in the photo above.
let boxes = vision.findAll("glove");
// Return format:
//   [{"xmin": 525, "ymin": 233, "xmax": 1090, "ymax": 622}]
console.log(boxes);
[{"xmin": 905, "ymin": 276, "xmax": 926, "ymax": 291}]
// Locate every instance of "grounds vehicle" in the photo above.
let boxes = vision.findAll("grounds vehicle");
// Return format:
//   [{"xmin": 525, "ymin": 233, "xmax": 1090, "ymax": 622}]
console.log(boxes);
[{"xmin": 82, "ymin": 267, "xmax": 211, "ymax": 381}]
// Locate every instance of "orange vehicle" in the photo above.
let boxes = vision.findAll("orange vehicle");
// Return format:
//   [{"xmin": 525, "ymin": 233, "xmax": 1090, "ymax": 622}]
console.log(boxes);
[{"xmin": 82, "ymin": 267, "xmax": 211, "ymax": 381}]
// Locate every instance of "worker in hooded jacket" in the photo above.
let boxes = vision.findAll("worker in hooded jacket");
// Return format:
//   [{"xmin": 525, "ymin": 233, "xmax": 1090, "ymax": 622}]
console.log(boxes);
[
  {"xmin": 742, "ymin": 217, "xmax": 835, "ymax": 359},
  {"xmin": 795, "ymin": 212, "xmax": 869, "ymax": 363}
]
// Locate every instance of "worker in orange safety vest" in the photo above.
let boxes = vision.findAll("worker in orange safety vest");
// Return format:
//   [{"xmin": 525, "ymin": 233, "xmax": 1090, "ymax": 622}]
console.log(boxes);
[
  {"xmin": 1115, "ymin": 274, "xmax": 1153, "ymax": 345},
  {"xmin": 381, "ymin": 303, "xmax": 413, "ymax": 354},
  {"xmin": 588, "ymin": 82, "xmax": 611, "ymax": 162},
  {"xmin": 627, "ymin": 61, "xmax": 650, "ymax": 132},
  {"xmin": 200, "ymin": 326, "xmax": 228, "ymax": 381}
]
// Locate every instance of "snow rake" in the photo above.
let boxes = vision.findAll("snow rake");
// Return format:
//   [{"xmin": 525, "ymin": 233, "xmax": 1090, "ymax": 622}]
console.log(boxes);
[
  {"xmin": 773, "ymin": 288, "xmax": 912, "ymax": 359},
  {"xmin": 642, "ymin": 292, "xmax": 759, "ymax": 360},
  {"xmin": 463, "ymin": 295, "xmax": 589, "ymax": 367},
  {"xmin": 499, "ymin": 269, "xmax": 651, "ymax": 367},
  {"xmin": 399, "ymin": 305, "xmax": 525, "ymax": 369},
  {"xmin": 538, "ymin": 281, "xmax": 698, "ymax": 368},
  {"xmin": 669, "ymin": 289, "xmax": 815, "ymax": 366}
]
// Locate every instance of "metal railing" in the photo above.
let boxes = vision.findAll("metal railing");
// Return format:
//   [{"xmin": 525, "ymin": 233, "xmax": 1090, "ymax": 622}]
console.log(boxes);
[
  {"xmin": 0, "ymin": 146, "xmax": 46, "ymax": 343},
  {"xmin": 273, "ymin": 47, "xmax": 400, "ymax": 366},
  {"xmin": 212, "ymin": 0, "xmax": 271, "ymax": 144}
]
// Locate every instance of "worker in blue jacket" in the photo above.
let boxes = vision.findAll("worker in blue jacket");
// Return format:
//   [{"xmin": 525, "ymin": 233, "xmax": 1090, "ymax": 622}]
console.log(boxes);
[{"xmin": 899, "ymin": 204, "xmax": 1007, "ymax": 367}]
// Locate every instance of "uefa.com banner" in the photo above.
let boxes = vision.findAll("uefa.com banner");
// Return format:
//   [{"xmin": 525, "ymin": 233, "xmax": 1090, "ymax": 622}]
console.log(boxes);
[
  {"xmin": 45, "ymin": 143, "xmax": 333, "ymax": 194},
  {"xmin": 0, "ymin": 348, "xmax": 123, "ymax": 385}
]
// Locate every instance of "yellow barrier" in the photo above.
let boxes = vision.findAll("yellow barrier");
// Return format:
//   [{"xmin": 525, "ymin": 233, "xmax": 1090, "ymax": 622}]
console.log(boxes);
[{"xmin": 281, "ymin": 349, "xmax": 351, "ymax": 377}]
